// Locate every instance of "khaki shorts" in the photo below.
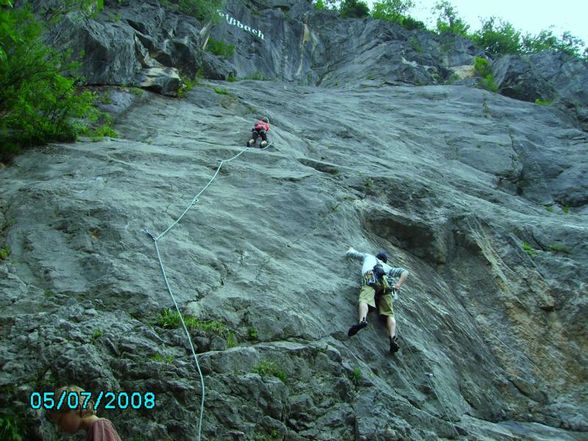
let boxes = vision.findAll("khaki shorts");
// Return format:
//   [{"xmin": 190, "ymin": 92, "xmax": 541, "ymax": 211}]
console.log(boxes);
[{"xmin": 358, "ymin": 285, "xmax": 394, "ymax": 317}]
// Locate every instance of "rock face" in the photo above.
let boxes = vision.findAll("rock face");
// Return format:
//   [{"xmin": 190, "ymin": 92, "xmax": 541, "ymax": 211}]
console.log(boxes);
[
  {"xmin": 1, "ymin": 1, "xmax": 588, "ymax": 441},
  {"xmin": 492, "ymin": 52, "xmax": 588, "ymax": 130},
  {"xmin": 209, "ymin": 0, "xmax": 482, "ymax": 86},
  {"xmin": 18, "ymin": 0, "xmax": 206, "ymax": 95},
  {"xmin": 19, "ymin": 0, "xmax": 588, "ymax": 124},
  {"xmin": 1, "ymin": 80, "xmax": 587, "ymax": 440}
]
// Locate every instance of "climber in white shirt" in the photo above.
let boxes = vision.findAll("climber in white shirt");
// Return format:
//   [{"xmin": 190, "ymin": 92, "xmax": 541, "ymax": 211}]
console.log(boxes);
[{"xmin": 346, "ymin": 247, "xmax": 409, "ymax": 353}]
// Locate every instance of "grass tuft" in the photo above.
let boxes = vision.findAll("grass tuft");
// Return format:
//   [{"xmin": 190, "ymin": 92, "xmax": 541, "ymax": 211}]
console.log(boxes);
[
  {"xmin": 521, "ymin": 241, "xmax": 538, "ymax": 257},
  {"xmin": 253, "ymin": 360, "xmax": 287, "ymax": 382},
  {"xmin": 0, "ymin": 245, "xmax": 10, "ymax": 260}
]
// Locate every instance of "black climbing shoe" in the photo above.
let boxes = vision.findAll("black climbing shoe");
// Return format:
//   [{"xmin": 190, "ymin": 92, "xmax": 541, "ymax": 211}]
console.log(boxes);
[
  {"xmin": 389, "ymin": 335, "xmax": 399, "ymax": 353},
  {"xmin": 348, "ymin": 319, "xmax": 368, "ymax": 337},
  {"xmin": 247, "ymin": 139, "xmax": 255, "ymax": 147}
]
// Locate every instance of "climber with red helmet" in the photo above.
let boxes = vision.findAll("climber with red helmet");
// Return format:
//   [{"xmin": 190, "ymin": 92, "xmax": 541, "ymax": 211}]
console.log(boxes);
[{"xmin": 247, "ymin": 116, "xmax": 270, "ymax": 148}]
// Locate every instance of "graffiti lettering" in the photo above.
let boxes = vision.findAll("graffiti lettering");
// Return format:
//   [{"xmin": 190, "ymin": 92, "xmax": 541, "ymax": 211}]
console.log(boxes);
[{"xmin": 217, "ymin": 10, "xmax": 265, "ymax": 40}]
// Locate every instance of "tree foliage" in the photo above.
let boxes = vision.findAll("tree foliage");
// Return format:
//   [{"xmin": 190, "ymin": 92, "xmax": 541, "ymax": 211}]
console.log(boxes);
[
  {"xmin": 371, "ymin": 0, "xmax": 413, "ymax": 22},
  {"xmin": 472, "ymin": 17, "xmax": 522, "ymax": 56},
  {"xmin": 0, "ymin": 7, "xmax": 99, "ymax": 161},
  {"xmin": 314, "ymin": 0, "xmax": 340, "ymax": 10},
  {"xmin": 522, "ymin": 29, "xmax": 587, "ymax": 59},
  {"xmin": 0, "ymin": 0, "xmax": 15, "ymax": 61},
  {"xmin": 370, "ymin": 0, "xmax": 425, "ymax": 30},
  {"xmin": 433, "ymin": 0, "xmax": 469, "ymax": 36},
  {"xmin": 431, "ymin": 1, "xmax": 586, "ymax": 60},
  {"xmin": 339, "ymin": 0, "xmax": 369, "ymax": 18}
]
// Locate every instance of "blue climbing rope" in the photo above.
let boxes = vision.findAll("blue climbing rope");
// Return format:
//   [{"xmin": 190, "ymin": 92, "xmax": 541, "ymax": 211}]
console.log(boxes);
[{"xmin": 143, "ymin": 142, "xmax": 272, "ymax": 441}]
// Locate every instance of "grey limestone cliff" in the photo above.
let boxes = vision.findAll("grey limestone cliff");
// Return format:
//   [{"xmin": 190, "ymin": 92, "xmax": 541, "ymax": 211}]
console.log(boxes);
[{"xmin": 1, "ymin": 1, "xmax": 587, "ymax": 440}]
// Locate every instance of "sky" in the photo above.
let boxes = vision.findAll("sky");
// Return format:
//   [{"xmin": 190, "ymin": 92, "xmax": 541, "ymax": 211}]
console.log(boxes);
[{"xmin": 365, "ymin": 0, "xmax": 588, "ymax": 50}]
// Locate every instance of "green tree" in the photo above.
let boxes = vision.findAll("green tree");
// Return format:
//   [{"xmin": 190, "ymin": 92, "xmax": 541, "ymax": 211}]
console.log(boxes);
[
  {"xmin": 433, "ymin": 0, "xmax": 469, "ymax": 36},
  {"xmin": 371, "ymin": 0, "xmax": 414, "ymax": 22},
  {"xmin": 371, "ymin": 0, "xmax": 424, "ymax": 29},
  {"xmin": 339, "ymin": 0, "xmax": 370, "ymax": 18},
  {"xmin": 314, "ymin": 0, "xmax": 343, "ymax": 10},
  {"xmin": 522, "ymin": 29, "xmax": 587, "ymax": 58},
  {"xmin": 0, "ymin": 7, "xmax": 97, "ymax": 160},
  {"xmin": 472, "ymin": 17, "xmax": 522, "ymax": 56},
  {"xmin": 0, "ymin": 0, "xmax": 15, "ymax": 62}
]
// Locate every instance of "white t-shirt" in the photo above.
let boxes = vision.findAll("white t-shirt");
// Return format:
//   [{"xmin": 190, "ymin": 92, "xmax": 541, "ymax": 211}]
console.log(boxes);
[{"xmin": 346, "ymin": 247, "xmax": 397, "ymax": 276}]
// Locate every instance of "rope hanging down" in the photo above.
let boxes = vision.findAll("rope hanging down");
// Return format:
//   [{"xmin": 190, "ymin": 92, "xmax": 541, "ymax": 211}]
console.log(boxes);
[{"xmin": 143, "ymin": 142, "xmax": 272, "ymax": 441}]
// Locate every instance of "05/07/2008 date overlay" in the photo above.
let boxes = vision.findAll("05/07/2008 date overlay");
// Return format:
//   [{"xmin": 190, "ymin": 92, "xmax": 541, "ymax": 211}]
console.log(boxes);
[{"xmin": 30, "ymin": 391, "xmax": 156, "ymax": 411}]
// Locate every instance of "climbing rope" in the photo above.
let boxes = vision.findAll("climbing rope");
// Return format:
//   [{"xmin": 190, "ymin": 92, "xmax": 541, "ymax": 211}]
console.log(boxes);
[{"xmin": 143, "ymin": 142, "xmax": 272, "ymax": 441}]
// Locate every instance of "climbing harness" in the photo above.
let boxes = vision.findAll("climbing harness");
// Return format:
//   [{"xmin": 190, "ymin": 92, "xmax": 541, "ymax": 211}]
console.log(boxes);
[{"xmin": 143, "ymin": 142, "xmax": 272, "ymax": 441}]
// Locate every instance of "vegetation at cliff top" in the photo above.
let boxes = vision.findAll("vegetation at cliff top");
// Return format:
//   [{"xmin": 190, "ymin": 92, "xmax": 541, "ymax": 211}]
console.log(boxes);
[
  {"xmin": 159, "ymin": 0, "xmax": 225, "ymax": 22},
  {"xmin": 313, "ymin": 0, "xmax": 587, "ymax": 60}
]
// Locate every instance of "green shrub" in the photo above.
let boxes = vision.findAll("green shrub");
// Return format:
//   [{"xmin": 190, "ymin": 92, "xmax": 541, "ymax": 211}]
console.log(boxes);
[
  {"xmin": 473, "ymin": 57, "xmax": 498, "ymax": 92},
  {"xmin": 371, "ymin": 0, "xmax": 411, "ymax": 22},
  {"xmin": 160, "ymin": 0, "xmax": 223, "ymax": 22},
  {"xmin": 339, "ymin": 0, "xmax": 370, "ymax": 18},
  {"xmin": 206, "ymin": 38, "xmax": 235, "ymax": 58},
  {"xmin": 91, "ymin": 329, "xmax": 103, "ymax": 341},
  {"xmin": 351, "ymin": 367, "xmax": 362, "ymax": 385},
  {"xmin": 178, "ymin": 73, "xmax": 200, "ymax": 98},
  {"xmin": 157, "ymin": 308, "xmax": 182, "ymax": 328},
  {"xmin": 400, "ymin": 15, "xmax": 426, "ymax": 30},
  {"xmin": 253, "ymin": 431, "xmax": 279, "ymax": 441},
  {"xmin": 472, "ymin": 17, "xmax": 522, "ymax": 56},
  {"xmin": 150, "ymin": 353, "xmax": 174, "ymax": 363},
  {"xmin": 433, "ymin": 0, "xmax": 469, "ymax": 36},
  {"xmin": 129, "ymin": 87, "xmax": 144, "ymax": 96},
  {"xmin": 535, "ymin": 98, "xmax": 553, "ymax": 106},
  {"xmin": 155, "ymin": 308, "xmax": 232, "ymax": 338},
  {"xmin": 479, "ymin": 75, "xmax": 498, "ymax": 92},
  {"xmin": 521, "ymin": 242, "xmax": 537, "ymax": 257},
  {"xmin": 473, "ymin": 57, "xmax": 492, "ymax": 77},
  {"xmin": 227, "ymin": 73, "xmax": 237, "ymax": 82},
  {"xmin": 370, "ymin": 0, "xmax": 425, "ymax": 30},
  {"xmin": 0, "ymin": 414, "xmax": 23, "ymax": 441},
  {"xmin": 247, "ymin": 326, "xmax": 258, "ymax": 340},
  {"xmin": 562, "ymin": 204, "xmax": 571, "ymax": 214},
  {"xmin": 82, "ymin": 123, "xmax": 118, "ymax": 140},
  {"xmin": 0, "ymin": 245, "xmax": 10, "ymax": 260},
  {"xmin": 0, "ymin": 7, "xmax": 102, "ymax": 161},
  {"xmin": 99, "ymin": 93, "xmax": 112, "ymax": 105},
  {"xmin": 314, "ymin": 0, "xmax": 326, "ymax": 10},
  {"xmin": 226, "ymin": 332, "xmax": 237, "ymax": 348},
  {"xmin": 523, "ymin": 29, "xmax": 587, "ymax": 59},
  {"xmin": 253, "ymin": 360, "xmax": 287, "ymax": 382}
]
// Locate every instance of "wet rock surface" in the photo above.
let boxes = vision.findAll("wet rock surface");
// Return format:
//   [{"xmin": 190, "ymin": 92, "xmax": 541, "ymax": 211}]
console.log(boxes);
[
  {"xmin": 1, "ymin": 1, "xmax": 588, "ymax": 440},
  {"xmin": 1, "ymin": 79, "xmax": 587, "ymax": 440}
]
